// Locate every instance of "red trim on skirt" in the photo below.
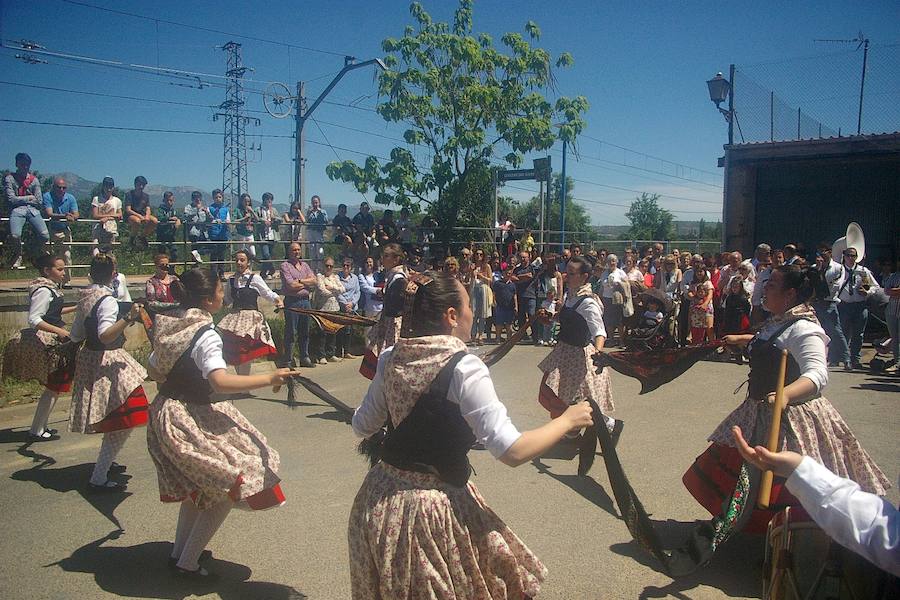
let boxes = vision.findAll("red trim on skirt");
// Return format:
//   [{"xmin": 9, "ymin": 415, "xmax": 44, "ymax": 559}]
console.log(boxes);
[
  {"xmin": 682, "ymin": 442, "xmax": 807, "ymax": 534},
  {"xmin": 220, "ymin": 331, "xmax": 277, "ymax": 366},
  {"xmin": 359, "ymin": 350, "xmax": 377, "ymax": 380},
  {"xmin": 92, "ymin": 387, "xmax": 149, "ymax": 433},
  {"xmin": 538, "ymin": 372, "xmax": 567, "ymax": 419},
  {"xmin": 162, "ymin": 480, "xmax": 284, "ymax": 510},
  {"xmin": 45, "ymin": 364, "xmax": 74, "ymax": 393}
]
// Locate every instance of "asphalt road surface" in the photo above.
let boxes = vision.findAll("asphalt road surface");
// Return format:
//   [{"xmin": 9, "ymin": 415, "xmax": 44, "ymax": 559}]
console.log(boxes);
[{"xmin": 0, "ymin": 347, "xmax": 896, "ymax": 600}]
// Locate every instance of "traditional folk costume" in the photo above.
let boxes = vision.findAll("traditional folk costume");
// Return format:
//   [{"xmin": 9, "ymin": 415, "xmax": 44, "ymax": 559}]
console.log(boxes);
[
  {"xmin": 147, "ymin": 308, "xmax": 284, "ymax": 572},
  {"xmin": 217, "ymin": 271, "xmax": 279, "ymax": 371},
  {"xmin": 69, "ymin": 285, "xmax": 149, "ymax": 487},
  {"xmin": 350, "ymin": 336, "xmax": 546, "ymax": 599},
  {"xmin": 681, "ymin": 304, "xmax": 890, "ymax": 557},
  {"xmin": 359, "ymin": 265, "xmax": 406, "ymax": 379},
  {"xmin": 2, "ymin": 277, "xmax": 76, "ymax": 438},
  {"xmin": 538, "ymin": 284, "xmax": 616, "ymax": 431}
]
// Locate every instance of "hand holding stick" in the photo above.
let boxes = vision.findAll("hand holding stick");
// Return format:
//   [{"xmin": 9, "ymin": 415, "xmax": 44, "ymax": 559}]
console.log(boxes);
[{"xmin": 757, "ymin": 349, "xmax": 789, "ymax": 509}]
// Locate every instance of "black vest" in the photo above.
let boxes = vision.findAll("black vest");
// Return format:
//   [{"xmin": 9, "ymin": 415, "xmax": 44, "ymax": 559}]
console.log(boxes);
[
  {"xmin": 158, "ymin": 325, "xmax": 217, "ymax": 404},
  {"xmin": 32, "ymin": 286, "xmax": 64, "ymax": 327},
  {"xmin": 84, "ymin": 296, "xmax": 125, "ymax": 351},
  {"xmin": 558, "ymin": 296, "xmax": 592, "ymax": 347},
  {"xmin": 747, "ymin": 320, "xmax": 804, "ymax": 400},
  {"xmin": 382, "ymin": 273, "xmax": 407, "ymax": 318},
  {"xmin": 230, "ymin": 275, "xmax": 260, "ymax": 311},
  {"xmin": 379, "ymin": 351, "xmax": 474, "ymax": 487}
]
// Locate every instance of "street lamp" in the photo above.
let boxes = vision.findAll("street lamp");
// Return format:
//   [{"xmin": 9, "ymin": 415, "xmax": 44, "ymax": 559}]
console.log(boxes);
[{"xmin": 706, "ymin": 66, "xmax": 736, "ymax": 145}]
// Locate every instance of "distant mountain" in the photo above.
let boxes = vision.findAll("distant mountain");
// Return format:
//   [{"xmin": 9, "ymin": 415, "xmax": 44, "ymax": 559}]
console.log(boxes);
[{"xmin": 50, "ymin": 172, "xmax": 208, "ymax": 209}]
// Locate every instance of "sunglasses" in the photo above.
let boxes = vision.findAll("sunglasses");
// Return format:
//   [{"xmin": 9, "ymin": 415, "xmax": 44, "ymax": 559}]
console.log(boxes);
[
  {"xmin": 325, "ymin": 264, "xmax": 334, "ymax": 268},
  {"xmin": 55, "ymin": 185, "xmax": 67, "ymax": 189}
]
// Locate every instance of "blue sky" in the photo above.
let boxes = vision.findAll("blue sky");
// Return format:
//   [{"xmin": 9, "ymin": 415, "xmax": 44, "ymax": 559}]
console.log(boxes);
[{"xmin": 1, "ymin": 0, "xmax": 898, "ymax": 225}]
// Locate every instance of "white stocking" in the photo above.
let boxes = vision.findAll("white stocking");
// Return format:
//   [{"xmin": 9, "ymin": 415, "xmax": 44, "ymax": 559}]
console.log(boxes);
[
  {"xmin": 30, "ymin": 390, "xmax": 58, "ymax": 435},
  {"xmin": 603, "ymin": 414, "xmax": 615, "ymax": 432},
  {"xmin": 176, "ymin": 500, "xmax": 232, "ymax": 571},
  {"xmin": 172, "ymin": 500, "xmax": 201, "ymax": 559},
  {"xmin": 89, "ymin": 429, "xmax": 131, "ymax": 485}
]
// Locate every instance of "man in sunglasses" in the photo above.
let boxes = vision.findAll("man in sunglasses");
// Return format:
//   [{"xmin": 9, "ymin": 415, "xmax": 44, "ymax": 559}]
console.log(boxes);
[
  {"xmin": 4, "ymin": 152, "xmax": 49, "ymax": 269},
  {"xmin": 42, "ymin": 176, "xmax": 79, "ymax": 280},
  {"xmin": 836, "ymin": 247, "xmax": 881, "ymax": 370}
]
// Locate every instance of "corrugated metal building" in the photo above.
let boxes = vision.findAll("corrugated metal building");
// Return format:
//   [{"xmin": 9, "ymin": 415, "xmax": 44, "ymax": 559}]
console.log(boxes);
[{"xmin": 723, "ymin": 132, "xmax": 899, "ymax": 263}]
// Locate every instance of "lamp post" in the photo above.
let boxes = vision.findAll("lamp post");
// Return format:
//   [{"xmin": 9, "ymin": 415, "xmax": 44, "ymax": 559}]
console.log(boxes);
[{"xmin": 706, "ymin": 66, "xmax": 734, "ymax": 145}]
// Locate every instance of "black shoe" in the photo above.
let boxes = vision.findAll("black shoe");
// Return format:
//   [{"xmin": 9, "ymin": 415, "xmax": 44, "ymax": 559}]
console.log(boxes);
[
  {"xmin": 45, "ymin": 427, "xmax": 59, "ymax": 435},
  {"xmin": 172, "ymin": 565, "xmax": 219, "ymax": 582},
  {"xmin": 109, "ymin": 462, "xmax": 126, "ymax": 473},
  {"xmin": 850, "ymin": 362, "xmax": 863, "ymax": 371},
  {"xmin": 29, "ymin": 429, "xmax": 60, "ymax": 442},
  {"xmin": 299, "ymin": 356, "xmax": 315, "ymax": 368},
  {"xmin": 844, "ymin": 362, "xmax": 854, "ymax": 372},
  {"xmin": 168, "ymin": 550, "xmax": 212, "ymax": 569},
  {"xmin": 87, "ymin": 480, "xmax": 127, "ymax": 493},
  {"xmin": 610, "ymin": 420, "xmax": 625, "ymax": 449}
]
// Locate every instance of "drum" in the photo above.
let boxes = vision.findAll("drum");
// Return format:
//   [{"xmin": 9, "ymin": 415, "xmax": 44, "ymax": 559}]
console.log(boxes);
[{"xmin": 764, "ymin": 507, "xmax": 898, "ymax": 600}]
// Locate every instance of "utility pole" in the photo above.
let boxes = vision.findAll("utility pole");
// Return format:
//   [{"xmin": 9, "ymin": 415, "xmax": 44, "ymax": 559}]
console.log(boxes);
[
  {"xmin": 215, "ymin": 41, "xmax": 259, "ymax": 208},
  {"xmin": 857, "ymin": 37, "xmax": 869, "ymax": 135},
  {"xmin": 560, "ymin": 139, "xmax": 567, "ymax": 252},
  {"xmin": 293, "ymin": 56, "xmax": 387, "ymax": 212}
]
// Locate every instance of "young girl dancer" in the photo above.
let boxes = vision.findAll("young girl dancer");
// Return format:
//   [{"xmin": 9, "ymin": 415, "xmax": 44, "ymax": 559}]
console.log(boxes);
[
  {"xmin": 538, "ymin": 256, "xmax": 623, "ymax": 444},
  {"xmin": 69, "ymin": 254, "xmax": 149, "ymax": 491},
  {"xmin": 146, "ymin": 268, "xmax": 296, "ymax": 578},
  {"xmin": 350, "ymin": 272, "xmax": 594, "ymax": 599},
  {"xmin": 359, "ymin": 243, "xmax": 407, "ymax": 379},
  {"xmin": 2, "ymin": 254, "xmax": 77, "ymax": 440},
  {"xmin": 217, "ymin": 250, "xmax": 282, "ymax": 376}
]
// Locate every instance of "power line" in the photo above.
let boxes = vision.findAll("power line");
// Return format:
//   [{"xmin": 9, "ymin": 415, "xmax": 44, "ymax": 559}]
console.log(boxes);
[
  {"xmin": 503, "ymin": 184, "xmax": 721, "ymax": 216},
  {"xmin": 578, "ymin": 133, "xmax": 721, "ymax": 178},
  {"xmin": 570, "ymin": 177, "xmax": 721, "ymax": 205},
  {"xmin": 566, "ymin": 148, "xmax": 722, "ymax": 189},
  {"xmin": 57, "ymin": 0, "xmax": 349, "ymax": 57}
]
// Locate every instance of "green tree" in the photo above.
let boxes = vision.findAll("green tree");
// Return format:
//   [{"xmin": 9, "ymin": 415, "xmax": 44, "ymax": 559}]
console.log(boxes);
[
  {"xmin": 506, "ymin": 174, "xmax": 591, "ymax": 243},
  {"xmin": 326, "ymin": 0, "xmax": 588, "ymax": 240},
  {"xmin": 625, "ymin": 193, "xmax": 673, "ymax": 241}
]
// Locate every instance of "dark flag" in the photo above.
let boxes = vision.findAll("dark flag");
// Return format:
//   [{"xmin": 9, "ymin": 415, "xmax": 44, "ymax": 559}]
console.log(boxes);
[{"xmin": 592, "ymin": 343, "xmax": 723, "ymax": 394}]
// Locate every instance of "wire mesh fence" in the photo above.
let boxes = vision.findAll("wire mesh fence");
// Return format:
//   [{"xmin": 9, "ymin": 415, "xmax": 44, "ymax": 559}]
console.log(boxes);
[{"xmin": 733, "ymin": 43, "xmax": 900, "ymax": 143}]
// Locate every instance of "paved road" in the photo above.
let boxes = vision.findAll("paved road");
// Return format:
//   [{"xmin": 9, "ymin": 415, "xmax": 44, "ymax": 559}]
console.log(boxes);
[{"xmin": 0, "ymin": 348, "xmax": 896, "ymax": 599}]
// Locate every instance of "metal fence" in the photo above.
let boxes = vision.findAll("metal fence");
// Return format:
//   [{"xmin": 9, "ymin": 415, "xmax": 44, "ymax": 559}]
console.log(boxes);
[{"xmin": 733, "ymin": 43, "xmax": 900, "ymax": 143}]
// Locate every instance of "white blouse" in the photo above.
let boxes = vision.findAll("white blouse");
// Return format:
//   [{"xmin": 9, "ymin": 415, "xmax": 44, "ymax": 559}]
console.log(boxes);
[
  {"xmin": 352, "ymin": 350, "xmax": 522, "ymax": 460},
  {"xmin": 563, "ymin": 293, "xmax": 607, "ymax": 339},
  {"xmin": 148, "ymin": 329, "xmax": 228, "ymax": 379},
  {"xmin": 28, "ymin": 286, "xmax": 62, "ymax": 328},
  {"xmin": 754, "ymin": 317, "xmax": 829, "ymax": 394},
  {"xmin": 224, "ymin": 271, "xmax": 280, "ymax": 306}
]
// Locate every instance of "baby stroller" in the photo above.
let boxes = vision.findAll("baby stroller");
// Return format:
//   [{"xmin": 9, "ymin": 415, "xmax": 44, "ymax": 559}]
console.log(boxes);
[{"xmin": 622, "ymin": 288, "xmax": 680, "ymax": 351}]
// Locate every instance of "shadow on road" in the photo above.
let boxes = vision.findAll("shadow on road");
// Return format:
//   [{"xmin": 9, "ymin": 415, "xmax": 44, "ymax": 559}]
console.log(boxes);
[
  {"xmin": 306, "ymin": 409, "xmax": 352, "ymax": 424},
  {"xmin": 530, "ymin": 458, "xmax": 618, "ymax": 518},
  {"xmin": 609, "ymin": 526, "xmax": 762, "ymax": 599},
  {"xmin": 853, "ymin": 382, "xmax": 900, "ymax": 393},
  {"xmin": 50, "ymin": 530, "xmax": 307, "ymax": 599},
  {"xmin": 11, "ymin": 461, "xmax": 133, "ymax": 530},
  {"xmin": 0, "ymin": 427, "xmax": 60, "ymax": 468}
]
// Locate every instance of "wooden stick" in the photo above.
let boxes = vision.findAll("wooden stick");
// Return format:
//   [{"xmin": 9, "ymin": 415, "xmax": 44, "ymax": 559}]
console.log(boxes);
[{"xmin": 757, "ymin": 349, "xmax": 789, "ymax": 509}]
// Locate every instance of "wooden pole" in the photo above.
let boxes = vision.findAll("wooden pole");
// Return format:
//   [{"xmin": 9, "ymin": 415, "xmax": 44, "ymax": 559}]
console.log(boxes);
[{"xmin": 757, "ymin": 349, "xmax": 789, "ymax": 509}]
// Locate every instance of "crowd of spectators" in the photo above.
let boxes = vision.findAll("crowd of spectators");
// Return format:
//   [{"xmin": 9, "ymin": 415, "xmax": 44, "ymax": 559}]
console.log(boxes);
[{"xmin": 4, "ymin": 152, "xmax": 899, "ymax": 373}]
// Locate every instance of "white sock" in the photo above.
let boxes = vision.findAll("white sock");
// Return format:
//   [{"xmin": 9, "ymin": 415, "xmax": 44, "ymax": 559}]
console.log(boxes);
[
  {"xmin": 30, "ymin": 390, "xmax": 58, "ymax": 435},
  {"xmin": 235, "ymin": 363, "xmax": 252, "ymax": 376},
  {"xmin": 172, "ymin": 500, "xmax": 201, "ymax": 559},
  {"xmin": 90, "ymin": 429, "xmax": 131, "ymax": 485},
  {"xmin": 63, "ymin": 250, "xmax": 72, "ymax": 264},
  {"xmin": 177, "ymin": 500, "xmax": 232, "ymax": 571}
]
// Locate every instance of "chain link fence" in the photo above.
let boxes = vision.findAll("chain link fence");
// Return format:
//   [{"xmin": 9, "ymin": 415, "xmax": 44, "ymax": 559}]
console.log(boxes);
[{"xmin": 733, "ymin": 43, "xmax": 900, "ymax": 143}]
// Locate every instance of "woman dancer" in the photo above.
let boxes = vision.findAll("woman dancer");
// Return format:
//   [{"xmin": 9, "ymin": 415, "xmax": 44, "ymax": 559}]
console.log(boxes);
[
  {"xmin": 69, "ymin": 254, "xmax": 149, "ymax": 491},
  {"xmin": 538, "ymin": 256, "xmax": 622, "ymax": 443},
  {"xmin": 217, "ymin": 250, "xmax": 282, "ymax": 376},
  {"xmin": 359, "ymin": 243, "xmax": 406, "ymax": 379},
  {"xmin": 147, "ymin": 269, "xmax": 295, "ymax": 578},
  {"xmin": 681, "ymin": 264, "xmax": 889, "ymax": 554},
  {"xmin": 2, "ymin": 254, "xmax": 76, "ymax": 440},
  {"xmin": 350, "ymin": 272, "xmax": 594, "ymax": 599}
]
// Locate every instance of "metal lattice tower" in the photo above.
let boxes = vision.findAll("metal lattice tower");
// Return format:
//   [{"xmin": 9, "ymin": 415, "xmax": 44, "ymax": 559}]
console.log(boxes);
[{"xmin": 215, "ymin": 41, "xmax": 258, "ymax": 207}]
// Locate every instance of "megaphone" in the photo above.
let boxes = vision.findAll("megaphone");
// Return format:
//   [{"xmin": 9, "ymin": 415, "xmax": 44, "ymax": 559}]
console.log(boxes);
[{"xmin": 832, "ymin": 222, "xmax": 865, "ymax": 264}]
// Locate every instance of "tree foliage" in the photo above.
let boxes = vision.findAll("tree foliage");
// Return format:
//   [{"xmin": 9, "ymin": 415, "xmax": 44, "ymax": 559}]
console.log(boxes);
[
  {"xmin": 503, "ymin": 174, "xmax": 591, "ymax": 242},
  {"xmin": 325, "ymin": 0, "xmax": 588, "ymax": 225},
  {"xmin": 625, "ymin": 193, "xmax": 674, "ymax": 240}
]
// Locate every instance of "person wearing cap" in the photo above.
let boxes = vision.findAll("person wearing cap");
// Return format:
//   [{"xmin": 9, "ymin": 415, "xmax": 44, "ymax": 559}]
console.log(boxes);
[
  {"xmin": 125, "ymin": 176, "xmax": 157, "ymax": 249},
  {"xmin": 4, "ymin": 152, "xmax": 48, "ymax": 269},
  {"xmin": 183, "ymin": 191, "xmax": 209, "ymax": 264},
  {"xmin": 91, "ymin": 176, "xmax": 122, "ymax": 257},
  {"xmin": 836, "ymin": 247, "xmax": 881, "ymax": 370},
  {"xmin": 42, "ymin": 176, "xmax": 79, "ymax": 280}
]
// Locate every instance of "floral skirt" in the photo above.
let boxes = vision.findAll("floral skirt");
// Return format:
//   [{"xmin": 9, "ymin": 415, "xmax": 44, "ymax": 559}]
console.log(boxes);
[
  {"xmin": 348, "ymin": 462, "xmax": 546, "ymax": 600},
  {"xmin": 2, "ymin": 329, "xmax": 75, "ymax": 392},
  {"xmin": 69, "ymin": 348, "xmax": 148, "ymax": 434},
  {"xmin": 147, "ymin": 395, "xmax": 284, "ymax": 511},
  {"xmin": 217, "ymin": 310, "xmax": 277, "ymax": 366},
  {"xmin": 538, "ymin": 342, "xmax": 614, "ymax": 415}
]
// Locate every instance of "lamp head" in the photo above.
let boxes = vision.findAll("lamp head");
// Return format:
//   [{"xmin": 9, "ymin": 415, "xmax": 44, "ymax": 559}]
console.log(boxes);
[{"xmin": 706, "ymin": 72, "xmax": 731, "ymax": 107}]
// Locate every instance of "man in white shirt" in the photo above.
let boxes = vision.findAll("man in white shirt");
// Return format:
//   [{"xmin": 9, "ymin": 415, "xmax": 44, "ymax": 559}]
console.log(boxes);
[
  {"xmin": 812, "ymin": 242, "xmax": 848, "ymax": 366},
  {"xmin": 836, "ymin": 247, "xmax": 880, "ymax": 370},
  {"xmin": 732, "ymin": 426, "xmax": 898, "ymax": 577}
]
